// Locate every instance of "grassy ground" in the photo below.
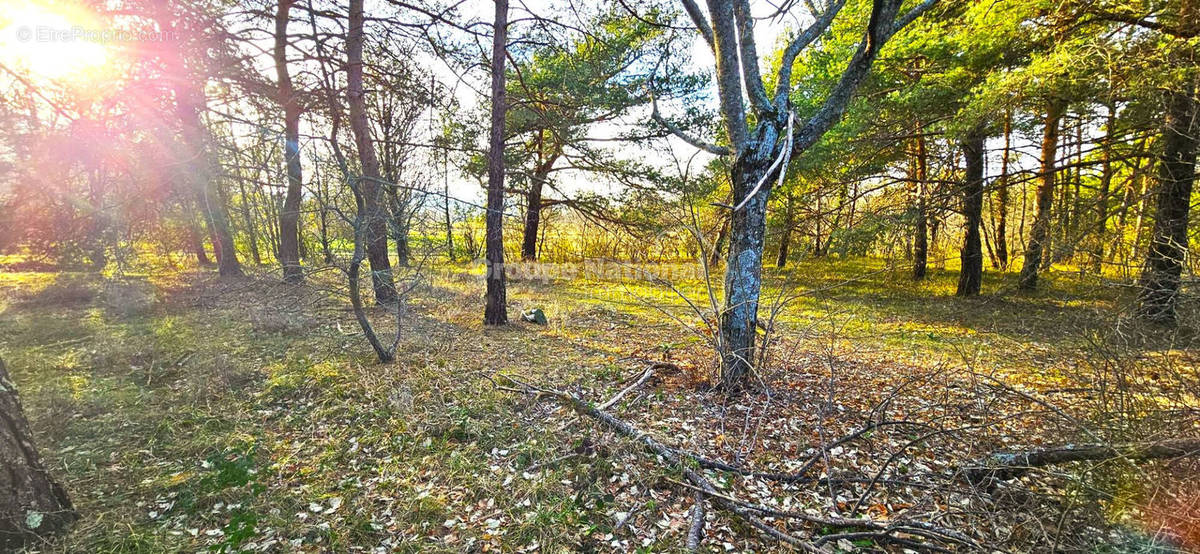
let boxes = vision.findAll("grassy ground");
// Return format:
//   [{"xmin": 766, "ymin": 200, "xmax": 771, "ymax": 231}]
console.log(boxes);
[{"xmin": 1, "ymin": 258, "xmax": 1195, "ymax": 552}]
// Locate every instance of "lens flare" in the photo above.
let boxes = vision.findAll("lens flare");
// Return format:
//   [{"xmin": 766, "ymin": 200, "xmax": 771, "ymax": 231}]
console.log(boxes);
[{"xmin": 0, "ymin": 0, "xmax": 111, "ymax": 80}]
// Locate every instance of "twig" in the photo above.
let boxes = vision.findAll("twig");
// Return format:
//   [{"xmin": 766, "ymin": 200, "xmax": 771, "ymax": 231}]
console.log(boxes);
[{"xmin": 598, "ymin": 366, "xmax": 656, "ymax": 410}]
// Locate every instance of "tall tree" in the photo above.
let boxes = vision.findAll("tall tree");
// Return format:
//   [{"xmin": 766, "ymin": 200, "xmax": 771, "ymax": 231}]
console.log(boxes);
[
  {"xmin": 1138, "ymin": 0, "xmax": 1199, "ymax": 321},
  {"xmin": 484, "ymin": 0, "xmax": 509, "ymax": 325},
  {"xmin": 275, "ymin": 0, "xmax": 303, "ymax": 283},
  {"xmin": 1019, "ymin": 101, "xmax": 1065, "ymax": 290},
  {"xmin": 956, "ymin": 130, "xmax": 986, "ymax": 296},
  {"xmin": 911, "ymin": 129, "xmax": 929, "ymax": 280},
  {"xmin": 347, "ymin": 0, "xmax": 397, "ymax": 304},
  {"xmin": 662, "ymin": 0, "xmax": 938, "ymax": 388},
  {"xmin": 994, "ymin": 111, "xmax": 1011, "ymax": 270},
  {"xmin": 156, "ymin": 4, "xmax": 244, "ymax": 277}
]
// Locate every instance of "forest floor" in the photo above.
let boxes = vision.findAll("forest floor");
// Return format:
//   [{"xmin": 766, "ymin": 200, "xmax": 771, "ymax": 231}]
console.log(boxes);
[{"xmin": 1, "ymin": 258, "xmax": 1197, "ymax": 553}]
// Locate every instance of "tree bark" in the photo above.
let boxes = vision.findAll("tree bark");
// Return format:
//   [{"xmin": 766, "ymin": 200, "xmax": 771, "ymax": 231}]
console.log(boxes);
[
  {"xmin": 994, "ymin": 112, "xmax": 1011, "ymax": 270},
  {"xmin": 912, "ymin": 131, "xmax": 929, "ymax": 280},
  {"xmin": 719, "ymin": 154, "xmax": 773, "ymax": 388},
  {"xmin": 347, "ymin": 0, "xmax": 396, "ymax": 304},
  {"xmin": 1019, "ymin": 101, "xmax": 1065, "ymax": 290},
  {"xmin": 484, "ymin": 0, "xmax": 509, "ymax": 325},
  {"xmin": 1139, "ymin": 76, "xmax": 1198, "ymax": 321},
  {"xmin": 276, "ymin": 0, "xmax": 303, "ymax": 283},
  {"xmin": 956, "ymin": 131, "xmax": 986, "ymax": 296},
  {"xmin": 0, "ymin": 358, "xmax": 76, "ymax": 549}
]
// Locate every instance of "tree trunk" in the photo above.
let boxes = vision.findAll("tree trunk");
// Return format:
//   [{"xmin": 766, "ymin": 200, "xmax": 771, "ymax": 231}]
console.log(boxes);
[
  {"xmin": 387, "ymin": 188, "xmax": 411, "ymax": 268},
  {"xmin": 776, "ymin": 190, "xmax": 794, "ymax": 268},
  {"xmin": 237, "ymin": 179, "xmax": 262, "ymax": 265},
  {"xmin": 1138, "ymin": 75, "xmax": 1198, "ymax": 321},
  {"xmin": 484, "ymin": 0, "xmax": 509, "ymax": 325},
  {"xmin": 187, "ymin": 205, "xmax": 213, "ymax": 267},
  {"xmin": 719, "ymin": 153, "xmax": 773, "ymax": 388},
  {"xmin": 444, "ymin": 151, "xmax": 455, "ymax": 262},
  {"xmin": 521, "ymin": 180, "xmax": 542, "ymax": 262},
  {"xmin": 154, "ymin": 3, "xmax": 244, "ymax": 279},
  {"xmin": 0, "ymin": 358, "xmax": 76, "ymax": 549},
  {"xmin": 314, "ymin": 166, "xmax": 334, "ymax": 264},
  {"xmin": 347, "ymin": 0, "xmax": 397, "ymax": 304},
  {"xmin": 276, "ymin": 0, "xmax": 304, "ymax": 283},
  {"xmin": 912, "ymin": 131, "xmax": 929, "ymax": 280},
  {"xmin": 965, "ymin": 438, "xmax": 1200, "ymax": 488},
  {"xmin": 956, "ymin": 131, "xmax": 986, "ymax": 296},
  {"xmin": 170, "ymin": 73, "xmax": 243, "ymax": 277},
  {"xmin": 995, "ymin": 112, "xmax": 1011, "ymax": 270},
  {"xmin": 1019, "ymin": 101, "xmax": 1065, "ymax": 290}
]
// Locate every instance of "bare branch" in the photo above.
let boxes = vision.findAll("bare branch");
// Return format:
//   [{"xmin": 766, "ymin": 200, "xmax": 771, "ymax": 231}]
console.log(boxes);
[
  {"xmin": 705, "ymin": 0, "xmax": 750, "ymax": 150},
  {"xmin": 679, "ymin": 0, "xmax": 715, "ymax": 49},
  {"xmin": 733, "ymin": 0, "xmax": 773, "ymax": 115}
]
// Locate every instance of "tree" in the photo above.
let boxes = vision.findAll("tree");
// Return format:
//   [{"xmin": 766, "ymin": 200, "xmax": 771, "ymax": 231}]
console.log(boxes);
[
  {"xmin": 1019, "ymin": 100, "xmax": 1065, "ymax": 290},
  {"xmin": 1137, "ymin": 0, "xmax": 1198, "ymax": 321},
  {"xmin": 502, "ymin": 13, "xmax": 673, "ymax": 261},
  {"xmin": 155, "ymin": 3, "xmax": 244, "ymax": 278},
  {"xmin": 347, "ymin": 0, "xmax": 397, "ymax": 304},
  {"xmin": 0, "ymin": 358, "xmax": 76, "ymax": 549},
  {"xmin": 955, "ymin": 130, "xmax": 985, "ymax": 296},
  {"xmin": 994, "ymin": 111, "xmax": 1012, "ymax": 270},
  {"xmin": 484, "ymin": 0, "xmax": 509, "ymax": 325},
  {"xmin": 664, "ymin": 0, "xmax": 938, "ymax": 388},
  {"xmin": 275, "ymin": 0, "xmax": 304, "ymax": 283}
]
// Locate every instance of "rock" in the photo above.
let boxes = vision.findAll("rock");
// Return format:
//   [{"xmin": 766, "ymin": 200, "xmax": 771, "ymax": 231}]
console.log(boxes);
[{"xmin": 521, "ymin": 308, "xmax": 548, "ymax": 325}]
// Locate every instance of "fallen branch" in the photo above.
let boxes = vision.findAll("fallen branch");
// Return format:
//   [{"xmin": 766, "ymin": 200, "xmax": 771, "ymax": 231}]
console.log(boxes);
[
  {"xmin": 501, "ymin": 374, "xmax": 821, "ymax": 552},
  {"xmin": 598, "ymin": 365, "xmax": 657, "ymax": 411},
  {"xmin": 965, "ymin": 438, "xmax": 1200, "ymax": 486},
  {"xmin": 502, "ymin": 375, "xmax": 977, "ymax": 551},
  {"xmin": 686, "ymin": 490, "xmax": 705, "ymax": 551}
]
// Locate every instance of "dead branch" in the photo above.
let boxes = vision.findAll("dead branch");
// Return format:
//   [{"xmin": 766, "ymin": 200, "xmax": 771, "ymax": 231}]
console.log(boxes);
[
  {"xmin": 965, "ymin": 438, "xmax": 1200, "ymax": 486},
  {"xmin": 598, "ymin": 364, "xmax": 657, "ymax": 411},
  {"xmin": 686, "ymin": 490, "xmax": 705, "ymax": 551},
  {"xmin": 502, "ymin": 375, "xmax": 978, "ymax": 551}
]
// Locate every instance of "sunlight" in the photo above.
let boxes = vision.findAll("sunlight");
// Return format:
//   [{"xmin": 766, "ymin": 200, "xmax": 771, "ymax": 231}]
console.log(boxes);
[{"xmin": 0, "ymin": 0, "xmax": 110, "ymax": 80}]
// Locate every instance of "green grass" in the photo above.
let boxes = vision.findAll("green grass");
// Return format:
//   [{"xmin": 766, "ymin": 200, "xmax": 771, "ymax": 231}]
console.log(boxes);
[{"xmin": 0, "ymin": 259, "xmax": 1193, "ymax": 552}]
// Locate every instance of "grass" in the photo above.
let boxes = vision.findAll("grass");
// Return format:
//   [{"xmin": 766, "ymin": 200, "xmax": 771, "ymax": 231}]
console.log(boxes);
[{"xmin": 0, "ymin": 257, "xmax": 1194, "ymax": 552}]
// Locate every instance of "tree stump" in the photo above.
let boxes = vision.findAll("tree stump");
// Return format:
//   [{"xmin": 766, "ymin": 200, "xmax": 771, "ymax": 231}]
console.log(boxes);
[{"xmin": 0, "ymin": 358, "xmax": 76, "ymax": 549}]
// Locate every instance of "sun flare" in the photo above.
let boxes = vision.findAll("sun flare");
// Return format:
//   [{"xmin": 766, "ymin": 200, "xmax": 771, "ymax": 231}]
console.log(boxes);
[{"xmin": 0, "ymin": 0, "xmax": 111, "ymax": 80}]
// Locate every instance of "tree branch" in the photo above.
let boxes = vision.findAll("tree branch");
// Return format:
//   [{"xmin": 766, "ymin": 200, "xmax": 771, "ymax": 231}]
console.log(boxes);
[
  {"xmin": 679, "ymin": 0, "xmax": 715, "ymax": 49},
  {"xmin": 773, "ymin": 0, "xmax": 847, "ymax": 109},
  {"xmin": 733, "ymin": 0, "xmax": 774, "ymax": 115},
  {"xmin": 650, "ymin": 94, "xmax": 732, "ymax": 156},
  {"xmin": 704, "ymin": 0, "xmax": 750, "ymax": 150}
]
